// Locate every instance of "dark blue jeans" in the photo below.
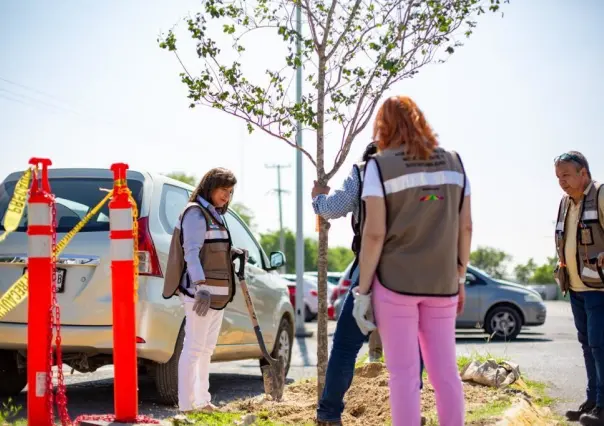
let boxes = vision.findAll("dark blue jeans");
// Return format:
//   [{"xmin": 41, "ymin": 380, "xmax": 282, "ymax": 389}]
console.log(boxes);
[
  {"xmin": 570, "ymin": 290, "xmax": 604, "ymax": 406},
  {"xmin": 317, "ymin": 284, "xmax": 425, "ymax": 422}
]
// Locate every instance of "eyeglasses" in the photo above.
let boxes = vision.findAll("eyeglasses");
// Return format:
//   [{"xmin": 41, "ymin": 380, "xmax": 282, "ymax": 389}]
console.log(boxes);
[{"xmin": 554, "ymin": 153, "xmax": 587, "ymax": 168}]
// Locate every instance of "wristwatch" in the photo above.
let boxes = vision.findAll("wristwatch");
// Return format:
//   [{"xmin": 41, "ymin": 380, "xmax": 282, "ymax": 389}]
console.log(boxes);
[{"xmin": 458, "ymin": 277, "xmax": 465, "ymax": 285}]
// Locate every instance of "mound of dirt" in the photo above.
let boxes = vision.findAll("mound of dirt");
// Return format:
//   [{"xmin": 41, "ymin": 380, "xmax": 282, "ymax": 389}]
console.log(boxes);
[{"xmin": 223, "ymin": 362, "xmax": 503, "ymax": 425}]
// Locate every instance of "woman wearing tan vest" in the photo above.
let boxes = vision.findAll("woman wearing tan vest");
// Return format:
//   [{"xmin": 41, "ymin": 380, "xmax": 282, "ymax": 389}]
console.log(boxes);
[
  {"xmin": 351, "ymin": 96, "xmax": 473, "ymax": 426},
  {"xmin": 162, "ymin": 168, "xmax": 238, "ymax": 413}
]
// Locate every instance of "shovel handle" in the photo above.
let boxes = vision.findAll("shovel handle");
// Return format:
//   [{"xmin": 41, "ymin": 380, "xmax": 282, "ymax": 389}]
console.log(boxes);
[{"xmin": 234, "ymin": 251, "xmax": 277, "ymax": 363}]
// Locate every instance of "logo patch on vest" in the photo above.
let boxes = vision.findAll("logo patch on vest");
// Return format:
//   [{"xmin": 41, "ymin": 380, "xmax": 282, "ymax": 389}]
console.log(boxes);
[
  {"xmin": 420, "ymin": 194, "xmax": 444, "ymax": 202},
  {"xmin": 207, "ymin": 220, "xmax": 220, "ymax": 230}
]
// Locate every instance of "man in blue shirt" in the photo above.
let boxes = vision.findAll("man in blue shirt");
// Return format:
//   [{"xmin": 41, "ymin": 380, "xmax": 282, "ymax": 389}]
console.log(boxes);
[{"xmin": 312, "ymin": 142, "xmax": 425, "ymax": 426}]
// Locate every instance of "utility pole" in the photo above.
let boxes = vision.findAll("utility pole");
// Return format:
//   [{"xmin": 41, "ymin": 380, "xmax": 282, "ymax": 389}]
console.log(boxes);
[
  {"xmin": 294, "ymin": 2, "xmax": 311, "ymax": 337},
  {"xmin": 265, "ymin": 163, "xmax": 290, "ymax": 273}
]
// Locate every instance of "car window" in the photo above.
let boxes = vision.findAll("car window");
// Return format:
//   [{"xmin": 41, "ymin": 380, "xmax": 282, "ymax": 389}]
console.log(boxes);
[
  {"xmin": 223, "ymin": 211, "xmax": 264, "ymax": 267},
  {"xmin": 159, "ymin": 184, "xmax": 190, "ymax": 233},
  {"xmin": 0, "ymin": 177, "xmax": 143, "ymax": 233}
]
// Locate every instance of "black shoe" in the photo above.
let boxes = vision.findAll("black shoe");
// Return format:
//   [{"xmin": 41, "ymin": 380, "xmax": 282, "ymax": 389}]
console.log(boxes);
[
  {"xmin": 580, "ymin": 406, "xmax": 604, "ymax": 425},
  {"xmin": 567, "ymin": 401, "xmax": 596, "ymax": 421}
]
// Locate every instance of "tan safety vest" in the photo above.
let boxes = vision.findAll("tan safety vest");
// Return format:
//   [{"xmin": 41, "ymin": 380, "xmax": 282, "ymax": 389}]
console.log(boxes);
[
  {"xmin": 162, "ymin": 202, "xmax": 235, "ymax": 310},
  {"xmin": 554, "ymin": 182, "xmax": 604, "ymax": 292},
  {"xmin": 371, "ymin": 147, "xmax": 466, "ymax": 296}
]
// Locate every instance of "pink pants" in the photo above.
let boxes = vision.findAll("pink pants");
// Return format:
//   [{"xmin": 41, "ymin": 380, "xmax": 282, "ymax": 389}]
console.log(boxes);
[{"xmin": 373, "ymin": 278, "xmax": 464, "ymax": 426}]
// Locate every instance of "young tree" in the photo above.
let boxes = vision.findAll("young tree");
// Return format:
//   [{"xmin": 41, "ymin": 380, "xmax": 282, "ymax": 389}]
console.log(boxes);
[{"xmin": 159, "ymin": 0, "xmax": 507, "ymax": 397}]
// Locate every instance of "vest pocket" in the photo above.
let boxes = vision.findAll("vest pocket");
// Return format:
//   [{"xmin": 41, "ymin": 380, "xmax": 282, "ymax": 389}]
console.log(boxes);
[
  {"xmin": 205, "ymin": 271, "xmax": 230, "ymax": 280},
  {"xmin": 580, "ymin": 263, "xmax": 604, "ymax": 287},
  {"xmin": 209, "ymin": 243, "xmax": 229, "ymax": 252},
  {"xmin": 204, "ymin": 271, "xmax": 232, "ymax": 305},
  {"xmin": 554, "ymin": 265, "xmax": 570, "ymax": 293}
]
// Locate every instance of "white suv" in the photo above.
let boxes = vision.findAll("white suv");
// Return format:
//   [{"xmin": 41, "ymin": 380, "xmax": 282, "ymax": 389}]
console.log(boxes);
[{"xmin": 0, "ymin": 168, "xmax": 294, "ymax": 405}]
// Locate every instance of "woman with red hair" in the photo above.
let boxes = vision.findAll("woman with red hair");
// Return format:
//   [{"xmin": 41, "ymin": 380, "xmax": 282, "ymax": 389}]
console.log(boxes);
[{"xmin": 352, "ymin": 96, "xmax": 473, "ymax": 426}]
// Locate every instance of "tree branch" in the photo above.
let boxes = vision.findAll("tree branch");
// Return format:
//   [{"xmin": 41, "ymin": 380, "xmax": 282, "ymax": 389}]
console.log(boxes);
[
  {"xmin": 222, "ymin": 108, "xmax": 317, "ymax": 166},
  {"xmin": 321, "ymin": 0, "xmax": 339, "ymax": 51},
  {"xmin": 301, "ymin": 0, "xmax": 323, "ymax": 50},
  {"xmin": 325, "ymin": 0, "xmax": 362, "ymax": 60}
]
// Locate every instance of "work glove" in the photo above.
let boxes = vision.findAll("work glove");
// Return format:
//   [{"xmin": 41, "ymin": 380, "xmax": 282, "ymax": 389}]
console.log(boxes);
[
  {"xmin": 352, "ymin": 290, "xmax": 377, "ymax": 335},
  {"xmin": 231, "ymin": 246, "xmax": 242, "ymax": 260},
  {"xmin": 193, "ymin": 288, "xmax": 212, "ymax": 317}
]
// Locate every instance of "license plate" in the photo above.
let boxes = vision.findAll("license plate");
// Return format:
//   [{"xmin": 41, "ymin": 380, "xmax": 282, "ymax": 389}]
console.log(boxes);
[{"xmin": 23, "ymin": 267, "xmax": 66, "ymax": 293}]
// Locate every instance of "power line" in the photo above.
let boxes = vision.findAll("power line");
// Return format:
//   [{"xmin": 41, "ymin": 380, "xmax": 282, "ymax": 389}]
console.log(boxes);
[
  {"xmin": 0, "ymin": 76, "xmax": 74, "ymax": 106},
  {"xmin": 0, "ymin": 88, "xmax": 82, "ymax": 116},
  {"xmin": 0, "ymin": 76, "xmax": 121, "ymax": 127}
]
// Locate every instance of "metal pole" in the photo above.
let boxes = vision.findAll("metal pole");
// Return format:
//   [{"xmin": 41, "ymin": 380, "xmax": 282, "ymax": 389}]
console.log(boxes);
[
  {"xmin": 295, "ymin": 2, "xmax": 311, "ymax": 337},
  {"xmin": 265, "ymin": 164, "xmax": 290, "ymax": 274},
  {"xmin": 276, "ymin": 166, "xmax": 286, "ymax": 259}
]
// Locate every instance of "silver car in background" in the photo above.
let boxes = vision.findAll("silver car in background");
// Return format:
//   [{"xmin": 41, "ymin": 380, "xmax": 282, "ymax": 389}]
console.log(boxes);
[
  {"xmin": 0, "ymin": 168, "xmax": 294, "ymax": 404},
  {"xmin": 332, "ymin": 261, "xmax": 547, "ymax": 340}
]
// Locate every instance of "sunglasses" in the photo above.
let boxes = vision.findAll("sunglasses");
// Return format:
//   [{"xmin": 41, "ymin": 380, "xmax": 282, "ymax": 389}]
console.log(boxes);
[{"xmin": 554, "ymin": 153, "xmax": 587, "ymax": 169}]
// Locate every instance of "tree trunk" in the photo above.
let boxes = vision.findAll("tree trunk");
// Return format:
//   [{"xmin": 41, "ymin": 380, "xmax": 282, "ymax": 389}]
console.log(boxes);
[{"xmin": 316, "ymin": 215, "xmax": 330, "ymax": 400}]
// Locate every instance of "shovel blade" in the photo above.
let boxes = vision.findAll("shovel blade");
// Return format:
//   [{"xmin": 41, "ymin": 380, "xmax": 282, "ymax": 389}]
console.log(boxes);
[{"xmin": 260, "ymin": 358, "xmax": 285, "ymax": 401}]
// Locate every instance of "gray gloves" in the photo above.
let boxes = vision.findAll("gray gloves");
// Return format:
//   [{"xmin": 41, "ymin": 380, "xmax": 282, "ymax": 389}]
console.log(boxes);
[{"xmin": 193, "ymin": 288, "xmax": 211, "ymax": 317}]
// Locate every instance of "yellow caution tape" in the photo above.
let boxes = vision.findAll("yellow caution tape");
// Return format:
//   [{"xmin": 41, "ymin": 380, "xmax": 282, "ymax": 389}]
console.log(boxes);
[
  {"xmin": 0, "ymin": 168, "xmax": 33, "ymax": 243},
  {"xmin": 0, "ymin": 190, "xmax": 114, "ymax": 319}
]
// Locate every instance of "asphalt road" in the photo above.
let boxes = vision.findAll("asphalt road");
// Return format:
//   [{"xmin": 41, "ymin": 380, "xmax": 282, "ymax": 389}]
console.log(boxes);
[
  {"xmin": 455, "ymin": 300, "xmax": 583, "ymax": 416},
  {"xmin": 4, "ymin": 301, "xmax": 582, "ymax": 423}
]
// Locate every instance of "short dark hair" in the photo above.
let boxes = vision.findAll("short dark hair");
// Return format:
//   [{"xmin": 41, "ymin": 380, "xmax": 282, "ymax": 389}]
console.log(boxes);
[
  {"xmin": 554, "ymin": 151, "xmax": 592, "ymax": 179},
  {"xmin": 190, "ymin": 167, "xmax": 237, "ymax": 214}
]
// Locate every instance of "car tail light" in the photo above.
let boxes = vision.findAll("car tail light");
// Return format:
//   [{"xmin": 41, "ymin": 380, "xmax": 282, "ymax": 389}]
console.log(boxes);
[
  {"xmin": 330, "ymin": 287, "xmax": 338, "ymax": 303},
  {"xmin": 287, "ymin": 286, "xmax": 296, "ymax": 306},
  {"xmin": 136, "ymin": 217, "xmax": 163, "ymax": 277},
  {"xmin": 310, "ymin": 289, "xmax": 318, "ymax": 297},
  {"xmin": 336, "ymin": 279, "xmax": 352, "ymax": 297},
  {"xmin": 136, "ymin": 336, "xmax": 146, "ymax": 343},
  {"xmin": 328, "ymin": 305, "xmax": 335, "ymax": 320}
]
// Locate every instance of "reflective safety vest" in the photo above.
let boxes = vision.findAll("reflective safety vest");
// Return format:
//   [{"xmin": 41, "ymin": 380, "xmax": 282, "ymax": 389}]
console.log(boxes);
[
  {"xmin": 371, "ymin": 147, "xmax": 466, "ymax": 296},
  {"xmin": 162, "ymin": 202, "xmax": 235, "ymax": 310},
  {"xmin": 554, "ymin": 182, "xmax": 604, "ymax": 292}
]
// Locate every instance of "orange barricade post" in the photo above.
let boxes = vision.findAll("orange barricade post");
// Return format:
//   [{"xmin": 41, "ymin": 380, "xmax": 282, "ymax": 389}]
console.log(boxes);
[
  {"xmin": 109, "ymin": 163, "xmax": 138, "ymax": 422},
  {"xmin": 26, "ymin": 157, "xmax": 54, "ymax": 426}
]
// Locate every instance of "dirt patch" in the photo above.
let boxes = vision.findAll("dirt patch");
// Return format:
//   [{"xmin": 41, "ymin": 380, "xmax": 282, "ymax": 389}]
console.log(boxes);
[{"xmin": 223, "ymin": 363, "xmax": 509, "ymax": 425}]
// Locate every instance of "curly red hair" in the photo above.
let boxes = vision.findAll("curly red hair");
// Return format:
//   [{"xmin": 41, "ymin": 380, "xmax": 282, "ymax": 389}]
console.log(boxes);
[{"xmin": 372, "ymin": 96, "xmax": 438, "ymax": 160}]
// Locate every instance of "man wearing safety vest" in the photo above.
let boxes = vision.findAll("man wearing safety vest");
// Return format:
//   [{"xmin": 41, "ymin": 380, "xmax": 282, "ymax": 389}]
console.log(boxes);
[{"xmin": 554, "ymin": 151, "xmax": 604, "ymax": 425}]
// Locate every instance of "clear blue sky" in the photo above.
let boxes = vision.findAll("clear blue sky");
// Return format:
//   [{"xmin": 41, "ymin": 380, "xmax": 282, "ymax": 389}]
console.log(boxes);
[{"xmin": 1, "ymin": 0, "xmax": 602, "ymax": 272}]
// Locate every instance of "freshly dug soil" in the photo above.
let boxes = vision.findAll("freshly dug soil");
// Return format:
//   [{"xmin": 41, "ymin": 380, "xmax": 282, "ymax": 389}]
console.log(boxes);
[{"xmin": 223, "ymin": 362, "xmax": 505, "ymax": 425}]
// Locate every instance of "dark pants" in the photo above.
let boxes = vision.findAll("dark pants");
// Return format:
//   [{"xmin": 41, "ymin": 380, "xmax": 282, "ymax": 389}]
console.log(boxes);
[
  {"xmin": 570, "ymin": 290, "xmax": 604, "ymax": 406},
  {"xmin": 317, "ymin": 283, "xmax": 425, "ymax": 422}
]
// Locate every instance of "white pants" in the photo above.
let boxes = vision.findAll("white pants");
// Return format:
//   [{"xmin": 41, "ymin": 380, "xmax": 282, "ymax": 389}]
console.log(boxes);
[{"xmin": 177, "ymin": 294, "xmax": 224, "ymax": 411}]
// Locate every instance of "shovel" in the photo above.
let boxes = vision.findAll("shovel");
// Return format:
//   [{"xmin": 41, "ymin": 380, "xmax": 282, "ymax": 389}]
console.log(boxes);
[{"xmin": 233, "ymin": 250, "xmax": 286, "ymax": 401}]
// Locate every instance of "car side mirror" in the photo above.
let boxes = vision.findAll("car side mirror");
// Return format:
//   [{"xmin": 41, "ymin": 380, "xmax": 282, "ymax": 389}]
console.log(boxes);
[
  {"xmin": 466, "ymin": 273, "xmax": 477, "ymax": 285},
  {"xmin": 270, "ymin": 251, "xmax": 285, "ymax": 269}
]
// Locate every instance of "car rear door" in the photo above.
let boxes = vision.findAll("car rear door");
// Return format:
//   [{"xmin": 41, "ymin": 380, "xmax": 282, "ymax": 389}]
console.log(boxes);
[{"xmin": 0, "ymin": 169, "xmax": 145, "ymax": 326}]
